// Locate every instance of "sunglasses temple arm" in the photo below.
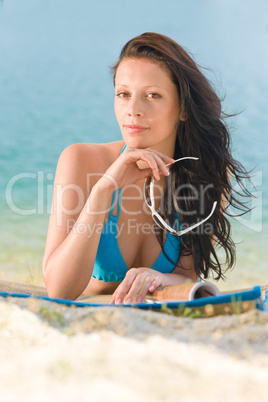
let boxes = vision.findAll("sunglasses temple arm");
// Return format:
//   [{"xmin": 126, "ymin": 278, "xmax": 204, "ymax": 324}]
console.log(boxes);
[
  {"xmin": 154, "ymin": 211, "xmax": 175, "ymax": 233},
  {"xmin": 148, "ymin": 181, "xmax": 176, "ymax": 233},
  {"xmin": 165, "ymin": 156, "xmax": 199, "ymax": 167},
  {"xmin": 179, "ymin": 201, "xmax": 218, "ymax": 236},
  {"xmin": 149, "ymin": 179, "xmax": 155, "ymax": 210}
]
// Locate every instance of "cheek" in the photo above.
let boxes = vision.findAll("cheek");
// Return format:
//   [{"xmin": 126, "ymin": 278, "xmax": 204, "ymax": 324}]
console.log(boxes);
[
  {"xmin": 170, "ymin": 99, "xmax": 180, "ymax": 119},
  {"xmin": 114, "ymin": 102, "xmax": 122, "ymax": 123},
  {"xmin": 158, "ymin": 109, "xmax": 179, "ymax": 136},
  {"xmin": 170, "ymin": 108, "xmax": 180, "ymax": 126},
  {"xmin": 160, "ymin": 104, "xmax": 180, "ymax": 126}
]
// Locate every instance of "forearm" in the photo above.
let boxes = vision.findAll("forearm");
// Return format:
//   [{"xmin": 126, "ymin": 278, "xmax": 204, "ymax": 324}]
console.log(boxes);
[
  {"xmin": 43, "ymin": 182, "xmax": 114, "ymax": 300},
  {"xmin": 159, "ymin": 273, "xmax": 194, "ymax": 288},
  {"xmin": 111, "ymin": 267, "xmax": 196, "ymax": 304}
]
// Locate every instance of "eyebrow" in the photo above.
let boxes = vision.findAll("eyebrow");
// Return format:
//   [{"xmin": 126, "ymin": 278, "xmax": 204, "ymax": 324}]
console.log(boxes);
[{"xmin": 115, "ymin": 84, "xmax": 164, "ymax": 89}]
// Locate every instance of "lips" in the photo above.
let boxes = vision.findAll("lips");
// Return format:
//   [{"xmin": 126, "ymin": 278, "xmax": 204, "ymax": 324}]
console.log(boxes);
[{"xmin": 123, "ymin": 124, "xmax": 148, "ymax": 133}]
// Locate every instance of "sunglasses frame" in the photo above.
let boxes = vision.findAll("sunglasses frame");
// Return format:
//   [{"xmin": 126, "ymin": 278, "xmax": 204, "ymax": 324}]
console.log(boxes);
[{"xmin": 144, "ymin": 157, "xmax": 217, "ymax": 237}]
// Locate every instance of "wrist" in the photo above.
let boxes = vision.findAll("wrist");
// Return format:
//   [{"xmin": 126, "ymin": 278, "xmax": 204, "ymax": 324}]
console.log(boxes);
[
  {"xmin": 94, "ymin": 173, "xmax": 118, "ymax": 193},
  {"xmin": 84, "ymin": 178, "xmax": 115, "ymax": 216}
]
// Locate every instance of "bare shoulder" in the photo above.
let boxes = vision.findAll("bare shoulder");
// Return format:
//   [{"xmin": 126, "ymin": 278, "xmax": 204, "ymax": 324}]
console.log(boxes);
[
  {"xmin": 58, "ymin": 140, "xmax": 125, "ymax": 173},
  {"xmin": 54, "ymin": 140, "xmax": 125, "ymax": 194}
]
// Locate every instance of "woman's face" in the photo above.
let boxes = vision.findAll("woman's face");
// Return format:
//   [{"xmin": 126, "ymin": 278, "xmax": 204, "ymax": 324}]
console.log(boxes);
[{"xmin": 114, "ymin": 58, "xmax": 181, "ymax": 152}]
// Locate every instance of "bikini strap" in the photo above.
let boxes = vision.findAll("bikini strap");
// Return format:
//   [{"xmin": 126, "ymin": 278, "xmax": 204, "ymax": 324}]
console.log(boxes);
[
  {"xmin": 117, "ymin": 188, "xmax": 122, "ymax": 217},
  {"xmin": 109, "ymin": 188, "xmax": 122, "ymax": 219},
  {"xmin": 109, "ymin": 190, "xmax": 117, "ymax": 218},
  {"xmin": 108, "ymin": 144, "xmax": 125, "ymax": 219}
]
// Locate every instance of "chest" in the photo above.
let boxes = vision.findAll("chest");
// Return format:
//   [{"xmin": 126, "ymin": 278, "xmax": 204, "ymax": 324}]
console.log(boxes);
[
  {"xmin": 112, "ymin": 188, "xmax": 162, "ymax": 268},
  {"xmin": 87, "ymin": 184, "xmax": 182, "ymax": 295}
]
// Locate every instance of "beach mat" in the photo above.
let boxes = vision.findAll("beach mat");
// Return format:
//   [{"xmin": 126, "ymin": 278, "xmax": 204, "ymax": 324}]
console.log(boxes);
[
  {"xmin": 0, "ymin": 279, "xmax": 48, "ymax": 297},
  {"xmin": 0, "ymin": 279, "xmax": 266, "ymax": 317}
]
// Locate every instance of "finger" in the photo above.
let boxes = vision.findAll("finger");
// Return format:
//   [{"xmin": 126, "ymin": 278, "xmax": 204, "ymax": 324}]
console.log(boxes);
[
  {"xmin": 143, "ymin": 152, "xmax": 173, "ymax": 179},
  {"xmin": 123, "ymin": 272, "xmax": 151, "ymax": 304},
  {"xmin": 152, "ymin": 154, "xmax": 171, "ymax": 177},
  {"xmin": 148, "ymin": 276, "xmax": 163, "ymax": 293},
  {"xmin": 123, "ymin": 151, "xmax": 159, "ymax": 181},
  {"xmin": 126, "ymin": 147, "xmax": 175, "ymax": 166},
  {"xmin": 110, "ymin": 283, "xmax": 128, "ymax": 305},
  {"xmin": 110, "ymin": 288, "xmax": 119, "ymax": 304},
  {"xmin": 112, "ymin": 268, "xmax": 139, "ymax": 304},
  {"xmin": 125, "ymin": 150, "xmax": 169, "ymax": 181},
  {"xmin": 139, "ymin": 153, "xmax": 161, "ymax": 181},
  {"xmin": 147, "ymin": 149, "xmax": 175, "ymax": 164},
  {"xmin": 135, "ymin": 276, "xmax": 157, "ymax": 303},
  {"xmin": 137, "ymin": 154, "xmax": 166, "ymax": 181},
  {"xmin": 110, "ymin": 281, "xmax": 129, "ymax": 304},
  {"xmin": 137, "ymin": 167, "xmax": 154, "ymax": 181},
  {"xmin": 110, "ymin": 285, "xmax": 126, "ymax": 305}
]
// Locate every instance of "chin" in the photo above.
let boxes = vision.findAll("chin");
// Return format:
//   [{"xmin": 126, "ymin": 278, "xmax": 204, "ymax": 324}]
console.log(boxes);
[{"xmin": 124, "ymin": 138, "xmax": 149, "ymax": 149}]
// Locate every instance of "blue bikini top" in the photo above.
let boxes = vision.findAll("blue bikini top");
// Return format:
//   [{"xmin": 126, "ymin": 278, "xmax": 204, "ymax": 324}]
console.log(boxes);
[{"xmin": 92, "ymin": 145, "xmax": 182, "ymax": 283}]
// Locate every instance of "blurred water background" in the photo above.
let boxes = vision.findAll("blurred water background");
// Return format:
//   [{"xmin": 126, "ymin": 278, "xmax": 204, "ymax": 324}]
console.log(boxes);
[{"xmin": 0, "ymin": 0, "xmax": 267, "ymax": 290}]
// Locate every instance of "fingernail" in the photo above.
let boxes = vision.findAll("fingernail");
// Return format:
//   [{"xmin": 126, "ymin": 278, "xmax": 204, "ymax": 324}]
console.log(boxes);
[
  {"xmin": 164, "ymin": 167, "xmax": 170, "ymax": 175},
  {"xmin": 124, "ymin": 298, "xmax": 132, "ymax": 304},
  {"xmin": 115, "ymin": 298, "xmax": 122, "ymax": 305}
]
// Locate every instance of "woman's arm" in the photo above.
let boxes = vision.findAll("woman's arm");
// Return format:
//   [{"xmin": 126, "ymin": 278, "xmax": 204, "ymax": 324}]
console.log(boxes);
[{"xmin": 42, "ymin": 144, "xmax": 116, "ymax": 300}]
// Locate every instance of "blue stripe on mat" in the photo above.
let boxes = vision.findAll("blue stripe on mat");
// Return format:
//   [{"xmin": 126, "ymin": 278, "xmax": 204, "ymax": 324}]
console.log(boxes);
[{"xmin": 0, "ymin": 286, "xmax": 264, "ymax": 310}]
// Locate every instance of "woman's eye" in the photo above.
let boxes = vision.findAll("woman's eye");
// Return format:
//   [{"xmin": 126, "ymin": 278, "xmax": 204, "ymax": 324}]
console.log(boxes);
[
  {"xmin": 116, "ymin": 92, "xmax": 129, "ymax": 98},
  {"xmin": 147, "ymin": 93, "xmax": 160, "ymax": 99}
]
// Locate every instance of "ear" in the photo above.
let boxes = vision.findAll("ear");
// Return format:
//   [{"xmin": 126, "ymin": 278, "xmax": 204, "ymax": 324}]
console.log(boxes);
[
  {"xmin": 179, "ymin": 105, "xmax": 188, "ymax": 121},
  {"xmin": 179, "ymin": 113, "xmax": 187, "ymax": 122},
  {"xmin": 179, "ymin": 114, "xmax": 188, "ymax": 121}
]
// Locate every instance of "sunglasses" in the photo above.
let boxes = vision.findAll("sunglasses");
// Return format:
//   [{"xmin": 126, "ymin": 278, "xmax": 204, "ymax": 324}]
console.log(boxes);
[{"xmin": 144, "ymin": 157, "xmax": 217, "ymax": 236}]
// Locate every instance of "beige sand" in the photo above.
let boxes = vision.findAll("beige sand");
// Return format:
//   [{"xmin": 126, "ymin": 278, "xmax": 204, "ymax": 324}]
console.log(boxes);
[{"xmin": 0, "ymin": 296, "xmax": 268, "ymax": 402}]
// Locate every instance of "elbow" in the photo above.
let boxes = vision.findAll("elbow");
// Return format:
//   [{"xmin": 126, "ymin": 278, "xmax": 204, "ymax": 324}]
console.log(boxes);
[
  {"xmin": 44, "ymin": 280, "xmax": 78, "ymax": 301},
  {"xmin": 47, "ymin": 290, "xmax": 77, "ymax": 301},
  {"xmin": 42, "ymin": 262, "xmax": 77, "ymax": 301}
]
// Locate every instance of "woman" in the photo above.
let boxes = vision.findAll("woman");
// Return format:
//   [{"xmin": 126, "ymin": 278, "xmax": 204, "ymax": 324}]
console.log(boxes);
[{"xmin": 42, "ymin": 32, "xmax": 250, "ymax": 303}]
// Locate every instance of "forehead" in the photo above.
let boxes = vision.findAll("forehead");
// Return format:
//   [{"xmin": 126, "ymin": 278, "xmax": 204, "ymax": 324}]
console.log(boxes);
[{"xmin": 115, "ymin": 57, "xmax": 174, "ymax": 87}]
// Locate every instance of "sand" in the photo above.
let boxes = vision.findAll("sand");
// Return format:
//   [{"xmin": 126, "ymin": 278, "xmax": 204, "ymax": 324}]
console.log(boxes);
[{"xmin": 0, "ymin": 296, "xmax": 268, "ymax": 402}]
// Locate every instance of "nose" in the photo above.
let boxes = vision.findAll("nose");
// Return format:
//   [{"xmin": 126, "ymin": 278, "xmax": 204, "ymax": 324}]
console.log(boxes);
[{"xmin": 127, "ymin": 96, "xmax": 143, "ymax": 117}]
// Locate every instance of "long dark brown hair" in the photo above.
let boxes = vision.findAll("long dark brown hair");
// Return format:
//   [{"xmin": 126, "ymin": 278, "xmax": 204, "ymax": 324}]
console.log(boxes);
[{"xmin": 111, "ymin": 32, "xmax": 251, "ymax": 280}]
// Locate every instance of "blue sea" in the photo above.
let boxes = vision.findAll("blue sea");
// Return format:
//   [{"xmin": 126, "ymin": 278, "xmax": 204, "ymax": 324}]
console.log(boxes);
[{"xmin": 0, "ymin": 0, "xmax": 267, "ymax": 290}]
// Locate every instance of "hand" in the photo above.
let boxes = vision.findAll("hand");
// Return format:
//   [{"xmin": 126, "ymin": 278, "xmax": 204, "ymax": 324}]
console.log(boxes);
[
  {"xmin": 98, "ymin": 146, "xmax": 174, "ymax": 191},
  {"xmin": 110, "ymin": 267, "xmax": 165, "ymax": 304}
]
